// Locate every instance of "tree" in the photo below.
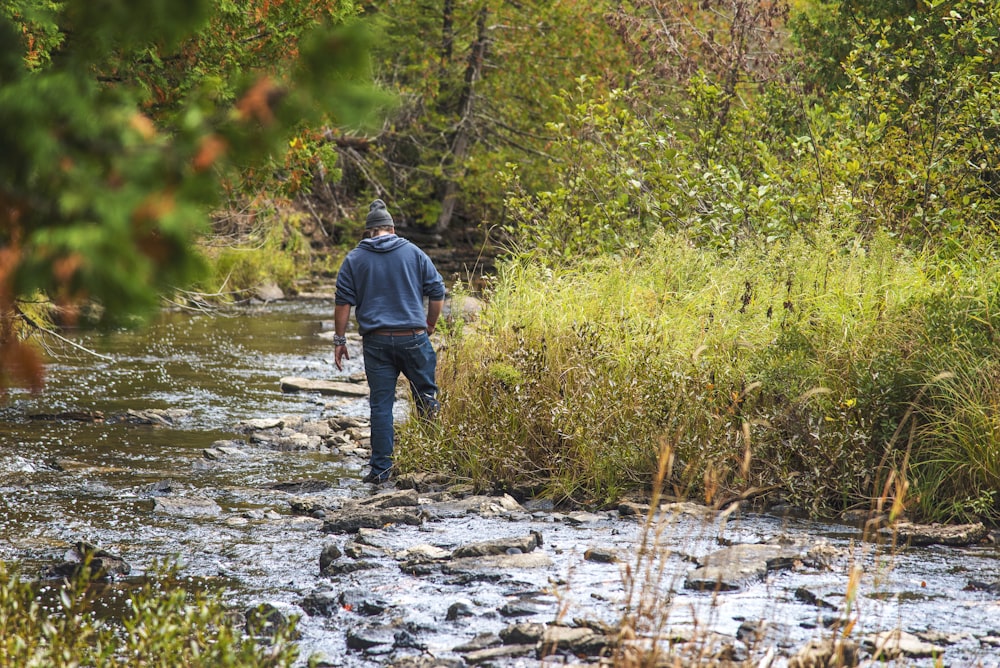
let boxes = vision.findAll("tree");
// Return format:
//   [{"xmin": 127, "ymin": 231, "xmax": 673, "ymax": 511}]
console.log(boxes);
[{"xmin": 0, "ymin": 0, "xmax": 382, "ymax": 393}]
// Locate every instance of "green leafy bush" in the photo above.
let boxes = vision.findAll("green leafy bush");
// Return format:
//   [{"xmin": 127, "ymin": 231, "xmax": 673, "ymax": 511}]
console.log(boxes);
[{"xmin": 0, "ymin": 561, "xmax": 297, "ymax": 667}]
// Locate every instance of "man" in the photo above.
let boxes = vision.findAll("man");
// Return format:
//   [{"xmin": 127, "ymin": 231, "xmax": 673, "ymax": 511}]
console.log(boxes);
[{"xmin": 333, "ymin": 199, "xmax": 446, "ymax": 483}]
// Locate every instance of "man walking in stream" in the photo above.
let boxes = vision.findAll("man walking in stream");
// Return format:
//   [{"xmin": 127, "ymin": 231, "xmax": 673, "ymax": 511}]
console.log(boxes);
[{"xmin": 333, "ymin": 199, "xmax": 446, "ymax": 484}]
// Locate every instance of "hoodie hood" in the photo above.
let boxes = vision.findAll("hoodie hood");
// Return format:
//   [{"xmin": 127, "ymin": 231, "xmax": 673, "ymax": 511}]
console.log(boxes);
[{"xmin": 358, "ymin": 234, "xmax": 408, "ymax": 253}]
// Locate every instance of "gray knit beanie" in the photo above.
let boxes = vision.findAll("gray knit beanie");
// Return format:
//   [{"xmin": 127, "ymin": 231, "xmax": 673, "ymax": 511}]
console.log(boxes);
[{"xmin": 365, "ymin": 199, "xmax": 394, "ymax": 229}]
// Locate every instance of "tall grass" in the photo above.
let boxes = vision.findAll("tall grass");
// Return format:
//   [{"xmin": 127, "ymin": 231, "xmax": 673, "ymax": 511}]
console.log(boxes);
[{"xmin": 400, "ymin": 225, "xmax": 1000, "ymax": 521}]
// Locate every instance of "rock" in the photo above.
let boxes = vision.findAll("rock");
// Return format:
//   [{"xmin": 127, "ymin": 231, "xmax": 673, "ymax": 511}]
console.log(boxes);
[
  {"xmin": 280, "ymin": 377, "xmax": 369, "ymax": 397},
  {"xmin": 388, "ymin": 657, "xmax": 464, "ymax": 668},
  {"xmin": 320, "ymin": 559, "xmax": 378, "ymax": 576},
  {"xmin": 321, "ymin": 506, "xmax": 423, "ymax": 533},
  {"xmin": 617, "ymin": 501, "xmax": 651, "ymax": 517},
  {"xmin": 339, "ymin": 588, "xmax": 389, "ymax": 615},
  {"xmin": 788, "ymin": 638, "xmax": 859, "ymax": 668},
  {"xmin": 499, "ymin": 600, "xmax": 548, "ymax": 617},
  {"xmin": 300, "ymin": 588, "xmax": 340, "ymax": 617},
  {"xmin": 239, "ymin": 418, "xmax": 284, "ymax": 431},
  {"xmin": 538, "ymin": 625, "xmax": 609, "ymax": 657},
  {"xmin": 864, "ymin": 629, "xmax": 945, "ymax": 660},
  {"xmin": 445, "ymin": 551, "xmax": 553, "ymax": 576},
  {"xmin": 499, "ymin": 622, "xmax": 545, "ymax": 645},
  {"xmin": 882, "ymin": 521, "xmax": 988, "ymax": 547},
  {"xmin": 453, "ymin": 633, "xmax": 503, "ymax": 652},
  {"xmin": 446, "ymin": 600, "xmax": 476, "ymax": 620},
  {"xmin": 252, "ymin": 432, "xmax": 322, "ymax": 451},
  {"xmin": 346, "ymin": 625, "xmax": 397, "ymax": 650},
  {"xmin": 661, "ymin": 501, "xmax": 716, "ymax": 520},
  {"xmin": 685, "ymin": 540, "xmax": 832, "ymax": 592},
  {"xmin": 584, "ymin": 546, "xmax": 618, "ymax": 563},
  {"xmin": 153, "ymin": 495, "xmax": 221, "ymax": 517},
  {"xmin": 564, "ymin": 511, "xmax": 605, "ymax": 525},
  {"xmin": 42, "ymin": 542, "xmax": 131, "ymax": 581},
  {"xmin": 246, "ymin": 603, "xmax": 296, "ymax": 639},
  {"xmin": 254, "ymin": 282, "xmax": 285, "ymax": 302},
  {"xmin": 395, "ymin": 471, "xmax": 454, "ymax": 491},
  {"xmin": 202, "ymin": 445, "xmax": 248, "ymax": 460},
  {"xmin": 463, "ymin": 644, "xmax": 536, "ymax": 665},
  {"xmin": 358, "ymin": 489, "xmax": 420, "ymax": 509},
  {"xmin": 288, "ymin": 495, "xmax": 342, "ymax": 516},
  {"xmin": 268, "ymin": 479, "xmax": 334, "ymax": 494},
  {"xmin": 318, "ymin": 543, "xmax": 343, "ymax": 572},
  {"xmin": 794, "ymin": 586, "xmax": 838, "ymax": 610},
  {"xmin": 449, "ymin": 493, "xmax": 526, "ymax": 516},
  {"xmin": 452, "ymin": 532, "xmax": 542, "ymax": 558},
  {"xmin": 395, "ymin": 544, "xmax": 451, "ymax": 562}
]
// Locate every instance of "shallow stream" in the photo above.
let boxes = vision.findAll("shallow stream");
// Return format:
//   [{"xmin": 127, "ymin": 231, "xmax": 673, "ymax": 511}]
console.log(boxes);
[{"xmin": 1, "ymin": 300, "xmax": 1000, "ymax": 666}]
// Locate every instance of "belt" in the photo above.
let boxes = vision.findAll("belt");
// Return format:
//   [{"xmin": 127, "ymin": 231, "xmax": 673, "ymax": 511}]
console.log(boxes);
[{"xmin": 366, "ymin": 328, "xmax": 426, "ymax": 337}]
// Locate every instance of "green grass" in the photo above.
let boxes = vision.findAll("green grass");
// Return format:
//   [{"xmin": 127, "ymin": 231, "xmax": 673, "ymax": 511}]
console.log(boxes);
[{"xmin": 399, "ymin": 225, "xmax": 1000, "ymax": 521}]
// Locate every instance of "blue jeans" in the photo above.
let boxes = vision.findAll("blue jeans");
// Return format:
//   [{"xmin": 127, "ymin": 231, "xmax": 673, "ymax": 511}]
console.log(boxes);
[{"xmin": 362, "ymin": 332, "xmax": 439, "ymax": 476}]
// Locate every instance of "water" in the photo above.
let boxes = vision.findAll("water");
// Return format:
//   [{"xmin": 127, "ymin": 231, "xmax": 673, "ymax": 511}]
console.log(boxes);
[{"xmin": 2, "ymin": 300, "xmax": 1000, "ymax": 666}]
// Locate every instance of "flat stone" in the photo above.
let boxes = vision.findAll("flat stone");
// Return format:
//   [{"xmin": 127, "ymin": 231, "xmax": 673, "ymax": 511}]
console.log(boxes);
[
  {"xmin": 452, "ymin": 532, "xmax": 542, "ymax": 558},
  {"xmin": 395, "ymin": 544, "xmax": 451, "ymax": 561},
  {"xmin": 358, "ymin": 489, "xmax": 420, "ymax": 509},
  {"xmin": 539, "ymin": 626, "xmax": 607, "ymax": 657},
  {"xmin": 242, "ymin": 418, "xmax": 284, "ymax": 430},
  {"xmin": 153, "ymin": 496, "xmax": 221, "ymax": 517},
  {"xmin": 685, "ymin": 542, "xmax": 825, "ymax": 592},
  {"xmin": 864, "ymin": 629, "xmax": 945, "ymax": 659},
  {"xmin": 882, "ymin": 521, "xmax": 988, "ymax": 547},
  {"xmin": 788, "ymin": 638, "xmax": 859, "ymax": 668},
  {"xmin": 584, "ymin": 546, "xmax": 619, "ymax": 563},
  {"xmin": 280, "ymin": 377, "xmax": 369, "ymax": 397},
  {"xmin": 499, "ymin": 622, "xmax": 545, "ymax": 645},
  {"xmin": 463, "ymin": 644, "xmax": 536, "ymax": 665},
  {"xmin": 321, "ymin": 507, "xmax": 423, "ymax": 534},
  {"xmin": 453, "ymin": 633, "xmax": 502, "ymax": 652}
]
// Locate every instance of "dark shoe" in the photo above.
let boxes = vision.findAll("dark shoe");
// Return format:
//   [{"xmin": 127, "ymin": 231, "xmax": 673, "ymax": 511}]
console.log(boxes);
[{"xmin": 362, "ymin": 469, "xmax": 393, "ymax": 484}]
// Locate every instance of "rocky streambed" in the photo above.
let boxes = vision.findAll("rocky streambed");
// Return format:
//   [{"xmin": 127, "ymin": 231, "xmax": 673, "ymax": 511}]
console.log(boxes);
[{"xmin": 2, "ymin": 302, "xmax": 1000, "ymax": 667}]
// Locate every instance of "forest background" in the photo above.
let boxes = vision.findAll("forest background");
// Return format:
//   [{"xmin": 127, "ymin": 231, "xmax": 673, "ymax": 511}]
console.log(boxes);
[{"xmin": 3, "ymin": 0, "xmax": 1000, "ymax": 526}]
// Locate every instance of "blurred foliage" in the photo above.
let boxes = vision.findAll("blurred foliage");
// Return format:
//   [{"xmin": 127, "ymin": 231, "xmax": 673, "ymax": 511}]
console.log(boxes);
[
  {"xmin": 0, "ymin": 560, "xmax": 297, "ymax": 666},
  {"xmin": 0, "ymin": 0, "xmax": 384, "ymax": 393}
]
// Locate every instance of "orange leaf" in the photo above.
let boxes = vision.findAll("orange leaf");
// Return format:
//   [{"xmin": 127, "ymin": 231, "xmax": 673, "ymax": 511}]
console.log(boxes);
[{"xmin": 193, "ymin": 135, "xmax": 228, "ymax": 172}]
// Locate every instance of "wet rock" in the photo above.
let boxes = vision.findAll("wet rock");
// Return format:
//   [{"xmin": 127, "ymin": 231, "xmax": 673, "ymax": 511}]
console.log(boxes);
[
  {"xmin": 202, "ymin": 445, "xmax": 248, "ymax": 460},
  {"xmin": 280, "ymin": 376, "xmax": 369, "ymax": 397},
  {"xmin": 661, "ymin": 501, "xmax": 716, "ymax": 520},
  {"xmin": 881, "ymin": 521, "xmax": 988, "ymax": 547},
  {"xmin": 685, "ymin": 540, "xmax": 834, "ymax": 592},
  {"xmin": 463, "ymin": 644, "xmax": 536, "ymax": 664},
  {"xmin": 321, "ymin": 506, "xmax": 423, "ymax": 534},
  {"xmin": 446, "ymin": 600, "xmax": 476, "ymax": 620},
  {"xmin": 499, "ymin": 622, "xmax": 545, "ymax": 645},
  {"xmin": 794, "ymin": 586, "xmax": 838, "ymax": 610},
  {"xmin": 246, "ymin": 603, "xmax": 297, "ymax": 639},
  {"xmin": 42, "ymin": 542, "xmax": 131, "ymax": 581},
  {"xmin": 357, "ymin": 489, "xmax": 420, "ymax": 509},
  {"xmin": 449, "ymin": 493, "xmax": 526, "ymax": 517},
  {"xmin": 864, "ymin": 629, "xmax": 945, "ymax": 660},
  {"xmin": 339, "ymin": 588, "xmax": 389, "ymax": 615},
  {"xmin": 318, "ymin": 543, "xmax": 343, "ymax": 572},
  {"xmin": 136, "ymin": 479, "xmax": 176, "ymax": 496},
  {"xmin": 453, "ymin": 633, "xmax": 502, "ymax": 652},
  {"xmin": 966, "ymin": 578, "xmax": 1000, "ymax": 594},
  {"xmin": 788, "ymin": 638, "xmax": 859, "ymax": 668},
  {"xmin": 396, "ymin": 544, "xmax": 451, "ymax": 562},
  {"xmin": 499, "ymin": 600, "xmax": 548, "ymax": 617},
  {"xmin": 388, "ymin": 657, "xmax": 464, "ymax": 668},
  {"xmin": 346, "ymin": 625, "xmax": 397, "ymax": 650},
  {"xmin": 300, "ymin": 588, "xmax": 341, "ymax": 617},
  {"xmin": 445, "ymin": 551, "xmax": 553, "ymax": 576},
  {"xmin": 252, "ymin": 432, "xmax": 323, "ymax": 451},
  {"xmin": 109, "ymin": 408, "xmax": 190, "ymax": 426},
  {"xmin": 240, "ymin": 418, "xmax": 284, "ymax": 431},
  {"xmin": 344, "ymin": 541, "xmax": 385, "ymax": 560},
  {"xmin": 268, "ymin": 479, "xmax": 334, "ymax": 494},
  {"xmin": 330, "ymin": 416, "xmax": 368, "ymax": 429},
  {"xmin": 288, "ymin": 495, "xmax": 343, "ymax": 516},
  {"xmin": 564, "ymin": 511, "xmax": 605, "ymax": 525},
  {"xmin": 452, "ymin": 532, "xmax": 542, "ymax": 558},
  {"xmin": 538, "ymin": 625, "xmax": 609, "ymax": 658},
  {"xmin": 320, "ymin": 559, "xmax": 378, "ymax": 576},
  {"xmin": 584, "ymin": 546, "xmax": 618, "ymax": 563},
  {"xmin": 617, "ymin": 501, "xmax": 651, "ymax": 517},
  {"xmin": 153, "ymin": 495, "xmax": 221, "ymax": 517}
]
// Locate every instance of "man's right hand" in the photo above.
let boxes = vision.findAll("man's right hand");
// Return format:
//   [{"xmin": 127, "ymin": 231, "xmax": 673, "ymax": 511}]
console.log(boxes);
[{"xmin": 335, "ymin": 344, "xmax": 349, "ymax": 371}]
